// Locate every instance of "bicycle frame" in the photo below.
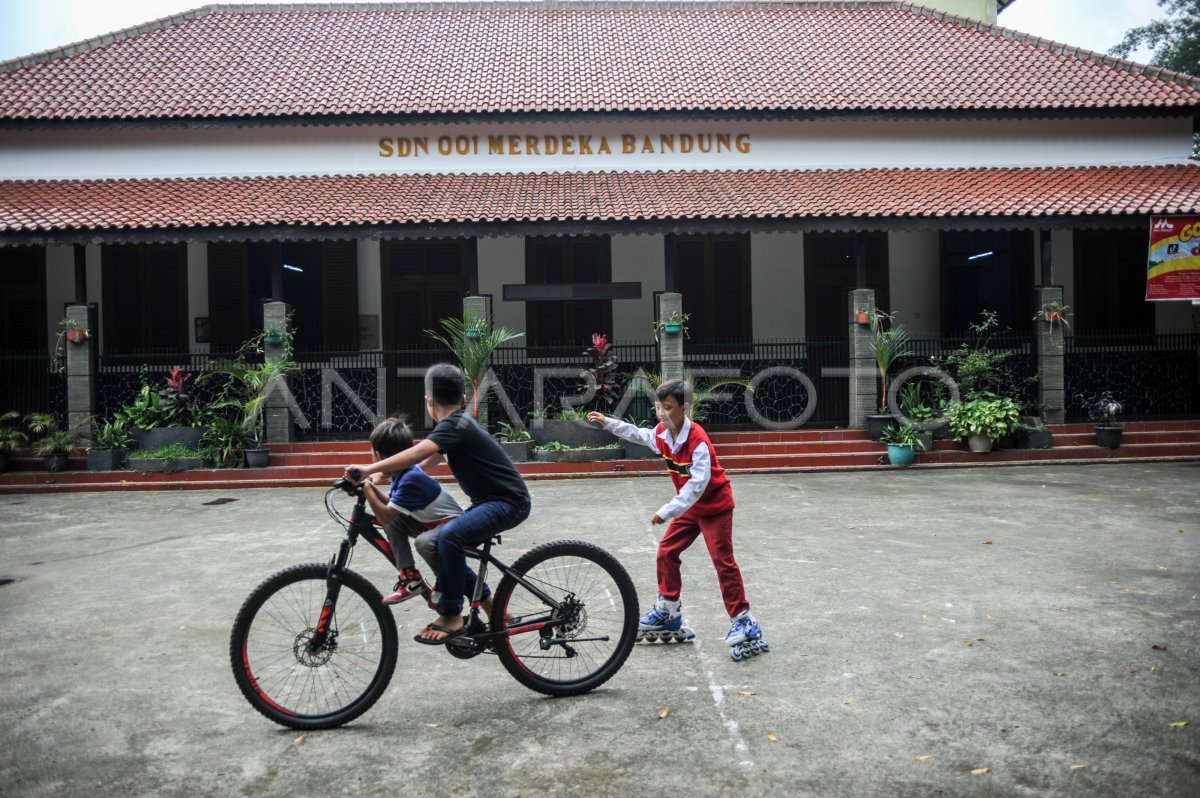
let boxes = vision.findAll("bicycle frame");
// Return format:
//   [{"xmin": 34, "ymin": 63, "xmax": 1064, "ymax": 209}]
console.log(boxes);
[{"xmin": 311, "ymin": 485, "xmax": 580, "ymax": 655}]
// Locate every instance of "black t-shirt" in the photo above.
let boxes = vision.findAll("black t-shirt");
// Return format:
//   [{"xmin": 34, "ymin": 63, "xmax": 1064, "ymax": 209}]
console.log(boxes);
[{"xmin": 425, "ymin": 409, "xmax": 530, "ymax": 507}]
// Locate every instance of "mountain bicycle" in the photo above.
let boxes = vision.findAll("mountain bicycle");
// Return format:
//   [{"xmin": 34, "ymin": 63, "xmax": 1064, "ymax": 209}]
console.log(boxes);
[{"xmin": 230, "ymin": 476, "xmax": 639, "ymax": 730}]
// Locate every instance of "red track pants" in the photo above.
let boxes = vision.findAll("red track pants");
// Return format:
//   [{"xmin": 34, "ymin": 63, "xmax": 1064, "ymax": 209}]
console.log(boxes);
[{"xmin": 656, "ymin": 509, "xmax": 748, "ymax": 618}]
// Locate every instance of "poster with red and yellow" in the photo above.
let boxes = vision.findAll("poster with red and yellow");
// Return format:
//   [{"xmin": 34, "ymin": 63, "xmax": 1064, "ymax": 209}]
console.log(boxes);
[{"xmin": 1147, "ymin": 216, "xmax": 1200, "ymax": 300}]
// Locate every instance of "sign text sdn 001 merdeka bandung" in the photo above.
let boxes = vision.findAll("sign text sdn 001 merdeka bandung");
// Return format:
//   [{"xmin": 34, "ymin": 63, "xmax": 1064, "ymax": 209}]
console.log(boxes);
[
  {"xmin": 378, "ymin": 131, "xmax": 752, "ymax": 161},
  {"xmin": 1147, "ymin": 215, "xmax": 1200, "ymax": 301}
]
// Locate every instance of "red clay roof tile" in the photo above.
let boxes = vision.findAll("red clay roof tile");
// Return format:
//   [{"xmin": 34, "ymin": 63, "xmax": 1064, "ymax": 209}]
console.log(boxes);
[
  {"xmin": 1, "ymin": 165, "xmax": 1197, "ymax": 233},
  {"xmin": 1, "ymin": 3, "xmax": 1198, "ymax": 123}
]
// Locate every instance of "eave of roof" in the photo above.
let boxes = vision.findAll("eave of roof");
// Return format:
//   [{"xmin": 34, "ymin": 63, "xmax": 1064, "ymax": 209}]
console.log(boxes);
[
  {"xmin": 1, "ymin": 2, "xmax": 1198, "ymax": 124},
  {"xmin": 2, "ymin": 165, "xmax": 1196, "ymax": 244}
]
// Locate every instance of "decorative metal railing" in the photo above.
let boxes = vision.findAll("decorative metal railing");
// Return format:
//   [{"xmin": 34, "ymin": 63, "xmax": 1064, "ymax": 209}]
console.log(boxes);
[{"xmin": 1064, "ymin": 331, "xmax": 1199, "ymax": 419}]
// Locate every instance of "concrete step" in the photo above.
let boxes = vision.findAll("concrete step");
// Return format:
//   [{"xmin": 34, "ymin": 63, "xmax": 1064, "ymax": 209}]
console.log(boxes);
[{"xmin": 3, "ymin": 421, "xmax": 1198, "ymax": 494}]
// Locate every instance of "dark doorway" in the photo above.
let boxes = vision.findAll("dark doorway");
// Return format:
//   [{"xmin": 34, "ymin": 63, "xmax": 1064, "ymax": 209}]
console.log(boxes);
[
  {"xmin": 381, "ymin": 238, "xmax": 474, "ymax": 421},
  {"xmin": 102, "ymin": 244, "xmax": 188, "ymax": 354},
  {"xmin": 1073, "ymin": 229, "xmax": 1155, "ymax": 333},
  {"xmin": 804, "ymin": 232, "xmax": 889, "ymax": 339},
  {"xmin": 666, "ymin": 234, "xmax": 751, "ymax": 344},
  {"xmin": 941, "ymin": 231, "xmax": 1034, "ymax": 334},
  {"xmin": 0, "ymin": 246, "xmax": 49, "ymax": 413}
]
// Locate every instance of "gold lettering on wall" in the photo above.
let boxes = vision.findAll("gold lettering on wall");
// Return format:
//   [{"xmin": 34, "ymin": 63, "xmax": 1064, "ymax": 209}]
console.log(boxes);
[{"xmin": 377, "ymin": 133, "xmax": 752, "ymax": 158}]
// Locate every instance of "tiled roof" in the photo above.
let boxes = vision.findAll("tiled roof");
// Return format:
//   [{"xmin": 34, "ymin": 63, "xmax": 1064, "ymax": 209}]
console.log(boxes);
[
  {"xmin": 1, "ymin": 2, "xmax": 1198, "ymax": 122},
  {"xmin": 2, "ymin": 165, "xmax": 1197, "ymax": 233}
]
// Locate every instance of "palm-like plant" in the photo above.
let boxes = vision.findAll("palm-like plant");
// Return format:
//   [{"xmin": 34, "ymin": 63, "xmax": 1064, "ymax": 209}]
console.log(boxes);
[
  {"xmin": 868, "ymin": 310, "xmax": 913, "ymax": 413},
  {"xmin": 425, "ymin": 310, "xmax": 524, "ymax": 418}
]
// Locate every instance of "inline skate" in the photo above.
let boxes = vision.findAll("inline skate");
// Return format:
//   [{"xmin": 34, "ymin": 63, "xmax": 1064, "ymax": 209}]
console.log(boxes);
[
  {"xmin": 636, "ymin": 595, "xmax": 696, "ymax": 643},
  {"xmin": 726, "ymin": 610, "xmax": 770, "ymax": 661}
]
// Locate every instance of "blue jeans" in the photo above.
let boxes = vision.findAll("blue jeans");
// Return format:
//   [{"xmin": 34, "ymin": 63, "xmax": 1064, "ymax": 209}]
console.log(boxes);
[{"xmin": 435, "ymin": 497, "xmax": 531, "ymax": 617}]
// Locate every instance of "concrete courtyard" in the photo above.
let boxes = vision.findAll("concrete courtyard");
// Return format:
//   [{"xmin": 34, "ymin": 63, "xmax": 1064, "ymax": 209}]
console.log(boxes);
[{"xmin": 0, "ymin": 462, "xmax": 1197, "ymax": 797}]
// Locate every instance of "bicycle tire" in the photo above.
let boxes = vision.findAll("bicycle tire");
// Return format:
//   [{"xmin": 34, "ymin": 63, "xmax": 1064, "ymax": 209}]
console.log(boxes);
[
  {"xmin": 230, "ymin": 563, "xmax": 398, "ymax": 730},
  {"xmin": 492, "ymin": 540, "xmax": 639, "ymax": 697}
]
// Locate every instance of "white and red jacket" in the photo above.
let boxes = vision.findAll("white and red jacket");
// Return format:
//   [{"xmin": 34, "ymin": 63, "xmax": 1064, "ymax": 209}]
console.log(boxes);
[{"xmin": 601, "ymin": 416, "xmax": 734, "ymax": 520}]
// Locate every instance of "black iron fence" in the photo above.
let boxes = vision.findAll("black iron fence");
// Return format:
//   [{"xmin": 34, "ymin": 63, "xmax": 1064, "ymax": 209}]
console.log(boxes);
[
  {"xmin": 0, "ymin": 352, "xmax": 65, "ymax": 425},
  {"xmin": 682, "ymin": 338, "xmax": 848, "ymax": 428},
  {"xmin": 29, "ymin": 330, "xmax": 1200, "ymax": 441},
  {"xmin": 1064, "ymin": 331, "xmax": 1199, "ymax": 419}
]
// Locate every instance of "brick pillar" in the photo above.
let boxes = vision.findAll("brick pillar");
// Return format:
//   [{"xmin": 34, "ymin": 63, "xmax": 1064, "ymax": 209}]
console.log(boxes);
[
  {"xmin": 1033, "ymin": 286, "xmax": 1066, "ymax": 423},
  {"xmin": 657, "ymin": 292, "xmax": 684, "ymax": 381},
  {"xmin": 848, "ymin": 289, "xmax": 877, "ymax": 429},
  {"xmin": 262, "ymin": 301, "xmax": 292, "ymax": 443},
  {"xmin": 63, "ymin": 304, "xmax": 97, "ymax": 432}
]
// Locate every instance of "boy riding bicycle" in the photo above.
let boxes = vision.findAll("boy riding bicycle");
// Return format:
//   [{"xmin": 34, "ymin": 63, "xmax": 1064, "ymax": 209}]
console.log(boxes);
[{"xmin": 348, "ymin": 363, "xmax": 532, "ymax": 645}]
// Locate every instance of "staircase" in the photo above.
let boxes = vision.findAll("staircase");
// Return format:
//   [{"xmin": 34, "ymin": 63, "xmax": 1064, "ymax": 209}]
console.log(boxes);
[{"xmin": 2, "ymin": 421, "xmax": 1199, "ymax": 494}]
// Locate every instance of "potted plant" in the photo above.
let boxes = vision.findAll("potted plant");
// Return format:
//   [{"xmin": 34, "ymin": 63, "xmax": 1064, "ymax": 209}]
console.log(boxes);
[
  {"xmin": 945, "ymin": 394, "xmax": 1021, "ymax": 453},
  {"xmin": 26, "ymin": 412, "xmax": 87, "ymax": 472},
  {"xmin": 62, "ymin": 317, "xmax": 90, "ymax": 343},
  {"xmin": 879, "ymin": 423, "xmax": 927, "ymax": 467},
  {"xmin": 897, "ymin": 381, "xmax": 937, "ymax": 452},
  {"xmin": 127, "ymin": 443, "xmax": 206, "ymax": 473},
  {"xmin": 532, "ymin": 440, "xmax": 624, "ymax": 463},
  {"xmin": 88, "ymin": 417, "xmax": 134, "ymax": 470},
  {"xmin": 1033, "ymin": 301, "xmax": 1071, "ymax": 332},
  {"xmin": 494, "ymin": 421, "xmax": 533, "ymax": 462},
  {"xmin": 426, "ymin": 309, "xmax": 523, "ymax": 424},
  {"xmin": 855, "ymin": 308, "xmax": 870, "ymax": 325},
  {"xmin": 1079, "ymin": 390, "xmax": 1123, "ymax": 448},
  {"xmin": 200, "ymin": 416, "xmax": 258, "ymax": 468},
  {"xmin": 866, "ymin": 309, "xmax": 912, "ymax": 440},
  {"xmin": 532, "ymin": 333, "xmax": 623, "ymax": 449},
  {"xmin": 0, "ymin": 411, "xmax": 26, "ymax": 472},
  {"xmin": 201, "ymin": 334, "xmax": 299, "ymax": 467},
  {"xmin": 120, "ymin": 367, "xmax": 206, "ymax": 451},
  {"xmin": 1015, "ymin": 419, "xmax": 1055, "ymax": 450},
  {"xmin": 652, "ymin": 310, "xmax": 690, "ymax": 341}
]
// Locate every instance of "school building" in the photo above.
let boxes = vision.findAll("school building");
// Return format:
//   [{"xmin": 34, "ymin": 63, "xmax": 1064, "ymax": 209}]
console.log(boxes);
[{"xmin": 1, "ymin": 1, "xmax": 1198, "ymax": 434}]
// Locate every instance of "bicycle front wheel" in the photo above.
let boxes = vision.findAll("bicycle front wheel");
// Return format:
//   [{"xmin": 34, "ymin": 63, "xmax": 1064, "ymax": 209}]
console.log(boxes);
[
  {"xmin": 493, "ymin": 540, "xmax": 639, "ymax": 697},
  {"xmin": 230, "ymin": 563, "xmax": 398, "ymax": 730}
]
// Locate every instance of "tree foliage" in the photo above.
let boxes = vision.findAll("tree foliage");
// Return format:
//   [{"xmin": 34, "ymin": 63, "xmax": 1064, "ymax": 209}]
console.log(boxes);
[{"xmin": 1109, "ymin": 0, "xmax": 1200, "ymax": 77}]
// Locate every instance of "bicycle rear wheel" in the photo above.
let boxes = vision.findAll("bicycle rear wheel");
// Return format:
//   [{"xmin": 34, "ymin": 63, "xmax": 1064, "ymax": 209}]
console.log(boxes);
[
  {"xmin": 230, "ymin": 563, "xmax": 398, "ymax": 729},
  {"xmin": 493, "ymin": 540, "xmax": 638, "ymax": 696}
]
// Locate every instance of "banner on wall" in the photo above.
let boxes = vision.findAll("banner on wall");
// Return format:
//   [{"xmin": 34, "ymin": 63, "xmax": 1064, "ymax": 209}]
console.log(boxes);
[{"xmin": 1147, "ymin": 215, "xmax": 1200, "ymax": 300}]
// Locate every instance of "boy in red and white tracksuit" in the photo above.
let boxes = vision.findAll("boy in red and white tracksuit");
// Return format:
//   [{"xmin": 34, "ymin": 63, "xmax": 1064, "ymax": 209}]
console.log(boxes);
[{"xmin": 588, "ymin": 379, "xmax": 768, "ymax": 659}]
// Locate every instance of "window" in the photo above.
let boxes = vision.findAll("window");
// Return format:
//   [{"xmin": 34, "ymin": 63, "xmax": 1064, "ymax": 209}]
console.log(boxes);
[
  {"xmin": 382, "ymin": 239, "xmax": 472, "ymax": 348},
  {"xmin": 102, "ymin": 244, "xmax": 188, "ymax": 353},
  {"xmin": 524, "ymin": 236, "xmax": 612, "ymax": 347},
  {"xmin": 667, "ymin": 234, "xmax": 751, "ymax": 344}
]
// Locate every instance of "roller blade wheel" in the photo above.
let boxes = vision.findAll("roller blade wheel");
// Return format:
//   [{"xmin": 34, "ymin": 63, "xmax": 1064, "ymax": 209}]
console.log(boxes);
[
  {"xmin": 636, "ymin": 626, "xmax": 695, "ymax": 644},
  {"xmin": 731, "ymin": 638, "xmax": 770, "ymax": 662}
]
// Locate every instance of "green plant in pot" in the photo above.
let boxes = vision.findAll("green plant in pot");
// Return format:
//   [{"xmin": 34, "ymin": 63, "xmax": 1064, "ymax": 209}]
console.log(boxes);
[
  {"xmin": 88, "ymin": 417, "xmax": 134, "ymax": 470},
  {"xmin": 426, "ymin": 309, "xmax": 523, "ymax": 424},
  {"xmin": 26, "ymin": 412, "xmax": 88, "ymax": 472},
  {"xmin": 880, "ymin": 422, "xmax": 927, "ymax": 468},
  {"xmin": 494, "ymin": 421, "xmax": 533, "ymax": 462},
  {"xmin": 0, "ymin": 410, "xmax": 26, "ymax": 472},
  {"xmin": 945, "ymin": 394, "xmax": 1020, "ymax": 453},
  {"xmin": 201, "ymin": 416, "xmax": 258, "ymax": 468},
  {"xmin": 1078, "ymin": 390, "xmax": 1123, "ymax": 449},
  {"xmin": 866, "ymin": 309, "xmax": 912, "ymax": 440},
  {"xmin": 201, "ymin": 334, "xmax": 298, "ymax": 467},
  {"xmin": 652, "ymin": 310, "xmax": 690, "ymax": 341}
]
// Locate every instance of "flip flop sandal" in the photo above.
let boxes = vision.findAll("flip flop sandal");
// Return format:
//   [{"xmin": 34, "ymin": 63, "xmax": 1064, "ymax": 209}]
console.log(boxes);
[{"xmin": 413, "ymin": 621, "xmax": 467, "ymax": 646}]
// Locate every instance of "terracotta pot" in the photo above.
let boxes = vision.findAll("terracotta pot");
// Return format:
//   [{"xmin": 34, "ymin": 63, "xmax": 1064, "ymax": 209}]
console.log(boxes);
[
  {"xmin": 66, "ymin": 328, "xmax": 88, "ymax": 343},
  {"xmin": 855, "ymin": 310, "xmax": 870, "ymax": 325}
]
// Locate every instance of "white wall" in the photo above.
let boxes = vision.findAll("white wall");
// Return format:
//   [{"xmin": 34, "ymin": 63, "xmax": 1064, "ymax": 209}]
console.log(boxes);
[
  {"xmin": 187, "ymin": 243, "xmax": 208, "ymax": 353},
  {"xmin": 477, "ymin": 236, "xmax": 526, "ymax": 333},
  {"xmin": 888, "ymin": 232, "xmax": 941, "ymax": 336},
  {"xmin": 750, "ymin": 233, "xmax": 805, "ymax": 339},
  {"xmin": 1, "ymin": 116, "xmax": 1190, "ymax": 180},
  {"xmin": 1156, "ymin": 300, "xmax": 1195, "ymax": 331},
  {"xmin": 612, "ymin": 234, "xmax": 663, "ymax": 342}
]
